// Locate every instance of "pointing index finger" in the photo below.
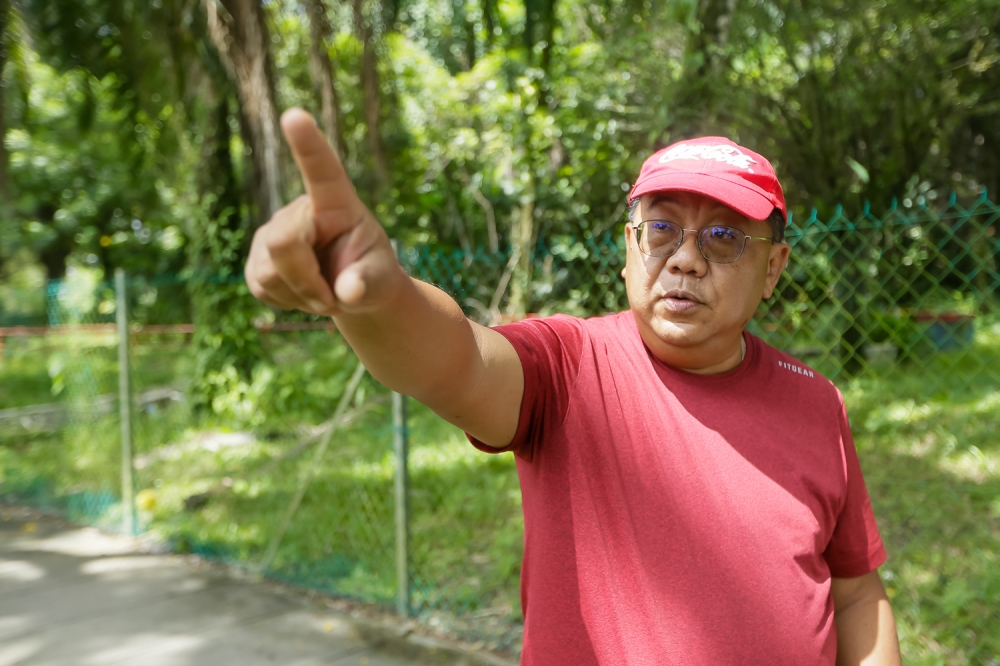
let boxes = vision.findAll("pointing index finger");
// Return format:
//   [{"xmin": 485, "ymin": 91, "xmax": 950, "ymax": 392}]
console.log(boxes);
[{"xmin": 281, "ymin": 108, "xmax": 357, "ymax": 216}]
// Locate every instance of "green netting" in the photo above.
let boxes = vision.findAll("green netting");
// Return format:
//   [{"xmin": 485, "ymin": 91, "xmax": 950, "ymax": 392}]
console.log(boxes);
[
  {"xmin": 764, "ymin": 194, "xmax": 1000, "ymax": 392},
  {"xmin": 1, "ymin": 194, "xmax": 998, "ymax": 657},
  {"xmin": 0, "ymin": 275, "xmax": 125, "ymax": 530}
]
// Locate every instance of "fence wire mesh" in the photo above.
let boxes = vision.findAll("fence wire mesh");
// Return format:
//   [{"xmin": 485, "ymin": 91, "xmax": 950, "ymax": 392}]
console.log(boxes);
[{"xmin": 1, "ymin": 194, "xmax": 998, "ymax": 657}]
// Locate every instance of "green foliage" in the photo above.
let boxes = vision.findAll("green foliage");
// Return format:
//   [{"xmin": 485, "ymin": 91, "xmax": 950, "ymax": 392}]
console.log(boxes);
[
  {"xmin": 0, "ymin": 249, "xmax": 46, "ymax": 325},
  {"xmin": 0, "ymin": 337, "xmax": 53, "ymax": 408},
  {"xmin": 725, "ymin": 0, "xmax": 1000, "ymax": 213},
  {"xmin": 186, "ymin": 288, "xmax": 264, "ymax": 416},
  {"xmin": 191, "ymin": 329, "xmax": 362, "ymax": 427},
  {"xmin": 178, "ymin": 191, "xmax": 262, "ymax": 409},
  {"xmin": 5, "ymin": 0, "xmax": 999, "ymax": 321},
  {"xmin": 4, "ymin": 58, "xmax": 176, "ymax": 277},
  {"xmin": 6, "ymin": 0, "xmax": 999, "ymax": 271}
]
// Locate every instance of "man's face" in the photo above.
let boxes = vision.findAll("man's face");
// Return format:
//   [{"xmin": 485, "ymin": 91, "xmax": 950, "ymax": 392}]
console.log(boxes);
[{"xmin": 624, "ymin": 191, "xmax": 790, "ymax": 368}]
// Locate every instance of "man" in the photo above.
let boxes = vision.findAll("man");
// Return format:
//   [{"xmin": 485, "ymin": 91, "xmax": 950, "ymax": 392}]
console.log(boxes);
[{"xmin": 246, "ymin": 108, "xmax": 902, "ymax": 665}]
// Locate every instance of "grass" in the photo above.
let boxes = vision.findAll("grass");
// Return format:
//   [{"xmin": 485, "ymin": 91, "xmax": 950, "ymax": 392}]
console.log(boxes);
[
  {"xmin": 842, "ymin": 325, "xmax": 1000, "ymax": 665},
  {"xmin": 0, "ymin": 337, "xmax": 60, "ymax": 408},
  {"xmin": 127, "ymin": 400, "xmax": 524, "ymax": 650},
  {"xmin": 1, "ymin": 324, "xmax": 998, "ymax": 660}
]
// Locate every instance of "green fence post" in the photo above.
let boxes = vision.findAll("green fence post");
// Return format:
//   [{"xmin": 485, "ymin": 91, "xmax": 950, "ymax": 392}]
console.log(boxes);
[
  {"xmin": 115, "ymin": 268, "xmax": 136, "ymax": 536},
  {"xmin": 392, "ymin": 240, "xmax": 411, "ymax": 617},
  {"xmin": 393, "ymin": 390, "xmax": 410, "ymax": 617}
]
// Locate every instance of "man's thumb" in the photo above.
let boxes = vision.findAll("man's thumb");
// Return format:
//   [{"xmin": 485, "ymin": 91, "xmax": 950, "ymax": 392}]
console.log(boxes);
[{"xmin": 334, "ymin": 266, "xmax": 366, "ymax": 305}]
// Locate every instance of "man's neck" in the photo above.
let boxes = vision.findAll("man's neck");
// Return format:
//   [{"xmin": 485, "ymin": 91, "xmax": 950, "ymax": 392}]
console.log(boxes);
[
  {"xmin": 675, "ymin": 334, "xmax": 745, "ymax": 375},
  {"xmin": 637, "ymin": 322, "xmax": 747, "ymax": 375}
]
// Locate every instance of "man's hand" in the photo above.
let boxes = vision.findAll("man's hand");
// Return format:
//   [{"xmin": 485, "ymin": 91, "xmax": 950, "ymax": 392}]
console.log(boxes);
[
  {"xmin": 244, "ymin": 108, "xmax": 524, "ymax": 448},
  {"xmin": 832, "ymin": 570, "xmax": 902, "ymax": 665},
  {"xmin": 245, "ymin": 108, "xmax": 404, "ymax": 316}
]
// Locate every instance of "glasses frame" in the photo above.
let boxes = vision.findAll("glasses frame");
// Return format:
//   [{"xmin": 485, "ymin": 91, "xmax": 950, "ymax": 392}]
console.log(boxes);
[{"xmin": 631, "ymin": 220, "xmax": 774, "ymax": 264}]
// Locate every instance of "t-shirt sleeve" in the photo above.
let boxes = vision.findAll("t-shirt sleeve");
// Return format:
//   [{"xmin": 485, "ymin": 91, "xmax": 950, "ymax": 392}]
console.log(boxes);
[
  {"xmin": 466, "ymin": 315, "xmax": 587, "ymax": 461},
  {"xmin": 822, "ymin": 396, "xmax": 887, "ymax": 578}
]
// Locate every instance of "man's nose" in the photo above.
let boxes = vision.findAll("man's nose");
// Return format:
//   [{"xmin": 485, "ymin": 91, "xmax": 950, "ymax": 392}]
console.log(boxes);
[{"xmin": 666, "ymin": 230, "xmax": 708, "ymax": 276}]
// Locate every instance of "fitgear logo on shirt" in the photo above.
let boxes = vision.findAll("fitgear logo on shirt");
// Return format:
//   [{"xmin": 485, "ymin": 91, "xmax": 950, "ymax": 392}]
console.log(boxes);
[
  {"xmin": 659, "ymin": 144, "xmax": 757, "ymax": 173},
  {"xmin": 778, "ymin": 360, "xmax": 815, "ymax": 378}
]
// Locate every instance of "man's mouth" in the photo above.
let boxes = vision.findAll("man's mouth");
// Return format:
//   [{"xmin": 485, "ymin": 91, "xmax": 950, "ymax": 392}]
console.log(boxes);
[{"xmin": 662, "ymin": 289, "xmax": 705, "ymax": 313}]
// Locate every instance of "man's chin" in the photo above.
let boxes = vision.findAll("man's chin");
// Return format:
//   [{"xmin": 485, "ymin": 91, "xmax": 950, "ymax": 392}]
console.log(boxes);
[{"xmin": 644, "ymin": 315, "xmax": 712, "ymax": 349}]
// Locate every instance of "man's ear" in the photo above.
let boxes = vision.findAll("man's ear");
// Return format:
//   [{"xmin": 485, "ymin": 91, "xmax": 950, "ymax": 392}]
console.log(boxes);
[
  {"xmin": 762, "ymin": 243, "xmax": 791, "ymax": 299},
  {"xmin": 622, "ymin": 223, "xmax": 633, "ymax": 280}
]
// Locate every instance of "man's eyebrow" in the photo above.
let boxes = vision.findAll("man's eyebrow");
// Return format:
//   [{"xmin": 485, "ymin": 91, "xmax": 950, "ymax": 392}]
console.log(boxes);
[
  {"xmin": 646, "ymin": 195, "xmax": 681, "ymax": 208},
  {"xmin": 645, "ymin": 194, "xmax": 734, "ymax": 216}
]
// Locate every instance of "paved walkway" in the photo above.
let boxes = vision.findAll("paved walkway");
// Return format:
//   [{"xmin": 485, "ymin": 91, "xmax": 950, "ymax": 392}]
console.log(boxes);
[{"xmin": 0, "ymin": 506, "xmax": 424, "ymax": 666}]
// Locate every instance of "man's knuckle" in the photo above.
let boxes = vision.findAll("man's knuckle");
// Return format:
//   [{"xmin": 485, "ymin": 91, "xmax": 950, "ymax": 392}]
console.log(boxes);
[
  {"xmin": 247, "ymin": 281, "xmax": 267, "ymax": 301},
  {"xmin": 272, "ymin": 195, "xmax": 308, "ymax": 219},
  {"xmin": 268, "ymin": 235, "xmax": 301, "ymax": 259},
  {"xmin": 258, "ymin": 267, "xmax": 283, "ymax": 289},
  {"xmin": 266, "ymin": 219, "xmax": 313, "ymax": 255},
  {"xmin": 300, "ymin": 287, "xmax": 324, "ymax": 303}
]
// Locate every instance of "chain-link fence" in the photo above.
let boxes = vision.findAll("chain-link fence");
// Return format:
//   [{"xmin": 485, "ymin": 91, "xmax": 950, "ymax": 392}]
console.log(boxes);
[{"xmin": 1, "ymin": 194, "xmax": 998, "ymax": 658}]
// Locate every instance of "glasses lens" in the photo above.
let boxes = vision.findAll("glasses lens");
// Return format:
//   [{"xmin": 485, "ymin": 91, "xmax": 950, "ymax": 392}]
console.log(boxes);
[
  {"xmin": 642, "ymin": 221, "xmax": 683, "ymax": 257},
  {"xmin": 699, "ymin": 225, "xmax": 746, "ymax": 263}
]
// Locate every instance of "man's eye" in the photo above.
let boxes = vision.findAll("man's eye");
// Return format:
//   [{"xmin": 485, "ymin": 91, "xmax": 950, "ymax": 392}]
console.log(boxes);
[
  {"xmin": 708, "ymin": 226, "xmax": 739, "ymax": 241},
  {"xmin": 650, "ymin": 222, "xmax": 672, "ymax": 232}
]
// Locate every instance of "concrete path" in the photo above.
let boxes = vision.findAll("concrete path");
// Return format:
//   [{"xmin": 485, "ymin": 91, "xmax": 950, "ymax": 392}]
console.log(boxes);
[{"xmin": 0, "ymin": 506, "xmax": 425, "ymax": 666}]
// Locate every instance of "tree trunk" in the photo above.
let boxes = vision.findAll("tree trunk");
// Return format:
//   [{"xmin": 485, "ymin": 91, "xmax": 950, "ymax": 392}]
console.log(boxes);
[
  {"xmin": 670, "ymin": 0, "xmax": 737, "ymax": 139},
  {"xmin": 36, "ymin": 205, "xmax": 71, "ymax": 280},
  {"xmin": 351, "ymin": 0, "xmax": 390, "ymax": 189},
  {"xmin": 304, "ymin": 0, "xmax": 346, "ymax": 158},
  {"xmin": 521, "ymin": 0, "xmax": 557, "ymax": 72},
  {"xmin": 507, "ymin": 184, "xmax": 536, "ymax": 319},
  {"xmin": 204, "ymin": 0, "xmax": 284, "ymax": 223},
  {"xmin": 540, "ymin": 0, "xmax": 556, "ymax": 75},
  {"xmin": 0, "ymin": 0, "xmax": 9, "ymax": 204},
  {"xmin": 481, "ymin": 0, "xmax": 496, "ymax": 49},
  {"xmin": 205, "ymin": 93, "xmax": 244, "ymax": 257},
  {"xmin": 40, "ymin": 246, "xmax": 71, "ymax": 281}
]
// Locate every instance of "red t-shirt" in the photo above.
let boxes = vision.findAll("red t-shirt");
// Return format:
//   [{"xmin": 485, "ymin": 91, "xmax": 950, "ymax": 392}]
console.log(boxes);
[{"xmin": 469, "ymin": 312, "xmax": 885, "ymax": 665}]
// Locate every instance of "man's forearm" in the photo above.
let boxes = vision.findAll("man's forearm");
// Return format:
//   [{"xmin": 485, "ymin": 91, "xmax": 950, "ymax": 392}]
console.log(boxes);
[
  {"xmin": 333, "ymin": 275, "xmax": 476, "ymax": 402},
  {"xmin": 834, "ymin": 596, "xmax": 901, "ymax": 666},
  {"xmin": 332, "ymin": 275, "xmax": 522, "ymax": 447}
]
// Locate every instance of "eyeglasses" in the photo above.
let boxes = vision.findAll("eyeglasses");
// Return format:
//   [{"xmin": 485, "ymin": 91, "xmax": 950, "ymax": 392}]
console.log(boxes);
[{"xmin": 632, "ymin": 220, "xmax": 773, "ymax": 264}]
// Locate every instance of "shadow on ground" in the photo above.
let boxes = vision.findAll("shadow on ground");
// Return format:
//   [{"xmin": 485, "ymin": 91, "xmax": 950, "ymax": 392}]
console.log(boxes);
[{"xmin": 0, "ymin": 508, "xmax": 419, "ymax": 666}]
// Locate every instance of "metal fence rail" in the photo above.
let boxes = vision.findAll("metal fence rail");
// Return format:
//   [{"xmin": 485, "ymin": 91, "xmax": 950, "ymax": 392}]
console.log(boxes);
[{"xmin": 1, "ymin": 194, "xmax": 998, "ymax": 655}]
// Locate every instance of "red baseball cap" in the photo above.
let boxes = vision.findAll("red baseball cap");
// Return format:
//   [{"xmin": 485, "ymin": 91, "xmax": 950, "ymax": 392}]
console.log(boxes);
[{"xmin": 629, "ymin": 137, "xmax": 787, "ymax": 223}]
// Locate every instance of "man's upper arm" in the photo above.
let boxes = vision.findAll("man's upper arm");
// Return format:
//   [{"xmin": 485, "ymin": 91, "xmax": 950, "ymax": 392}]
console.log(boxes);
[
  {"xmin": 442, "ymin": 314, "xmax": 588, "ymax": 456},
  {"xmin": 831, "ymin": 571, "xmax": 887, "ymax": 612},
  {"xmin": 823, "ymin": 395, "xmax": 886, "ymax": 577},
  {"xmin": 831, "ymin": 571, "xmax": 901, "ymax": 666},
  {"xmin": 423, "ymin": 320, "xmax": 524, "ymax": 450}
]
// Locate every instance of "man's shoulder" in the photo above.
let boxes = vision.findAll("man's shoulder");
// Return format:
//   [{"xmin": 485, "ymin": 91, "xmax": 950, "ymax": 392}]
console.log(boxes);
[
  {"xmin": 751, "ymin": 335, "xmax": 844, "ymax": 403},
  {"xmin": 755, "ymin": 337, "xmax": 824, "ymax": 379},
  {"xmin": 494, "ymin": 310, "xmax": 631, "ymax": 338}
]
